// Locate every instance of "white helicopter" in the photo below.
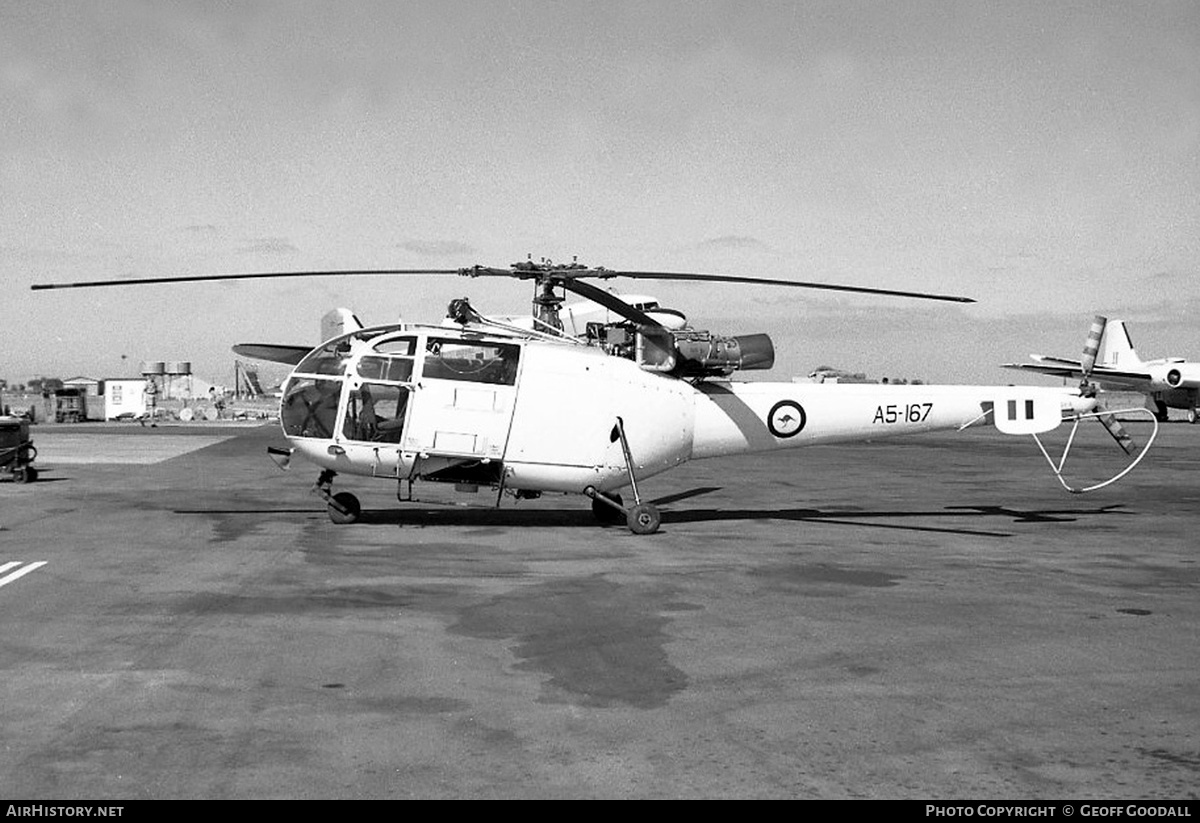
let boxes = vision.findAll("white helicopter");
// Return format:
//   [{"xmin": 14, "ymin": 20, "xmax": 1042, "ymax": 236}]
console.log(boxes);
[{"xmin": 33, "ymin": 259, "xmax": 1157, "ymax": 533}]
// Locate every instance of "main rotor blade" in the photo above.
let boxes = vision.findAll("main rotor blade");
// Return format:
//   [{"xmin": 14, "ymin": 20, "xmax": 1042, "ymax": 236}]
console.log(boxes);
[
  {"xmin": 32, "ymin": 263, "xmax": 976, "ymax": 304},
  {"xmin": 31, "ymin": 269, "xmax": 460, "ymax": 290},
  {"xmin": 588, "ymin": 270, "xmax": 976, "ymax": 303},
  {"xmin": 554, "ymin": 278, "xmax": 663, "ymax": 328}
]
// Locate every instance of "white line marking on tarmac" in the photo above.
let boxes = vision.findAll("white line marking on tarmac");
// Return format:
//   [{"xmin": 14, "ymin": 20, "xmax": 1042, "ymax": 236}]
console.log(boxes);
[
  {"xmin": 31, "ymin": 434, "xmax": 234, "ymax": 465},
  {"xmin": 0, "ymin": 561, "xmax": 47, "ymax": 588}
]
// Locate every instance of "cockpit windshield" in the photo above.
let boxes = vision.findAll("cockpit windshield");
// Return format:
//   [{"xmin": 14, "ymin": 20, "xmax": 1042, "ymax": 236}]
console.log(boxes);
[{"xmin": 280, "ymin": 378, "xmax": 341, "ymax": 438}]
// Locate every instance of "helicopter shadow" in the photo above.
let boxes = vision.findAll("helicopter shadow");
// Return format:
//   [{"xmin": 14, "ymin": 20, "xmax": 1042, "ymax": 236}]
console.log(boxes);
[
  {"xmin": 174, "ymin": 488, "xmax": 1132, "ymax": 538},
  {"xmin": 350, "ymin": 489, "xmax": 1131, "ymax": 538},
  {"xmin": 650, "ymin": 486, "xmax": 1132, "ymax": 535},
  {"xmin": 341, "ymin": 487, "xmax": 729, "ymax": 528},
  {"xmin": 655, "ymin": 501, "xmax": 1132, "ymax": 538}
]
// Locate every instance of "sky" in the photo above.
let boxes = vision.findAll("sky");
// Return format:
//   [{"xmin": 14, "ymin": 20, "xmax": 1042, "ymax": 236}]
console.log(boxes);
[{"xmin": 2, "ymin": 0, "xmax": 1198, "ymax": 389}]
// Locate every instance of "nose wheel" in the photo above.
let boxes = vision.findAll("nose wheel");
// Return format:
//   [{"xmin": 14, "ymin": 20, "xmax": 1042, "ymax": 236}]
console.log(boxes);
[
  {"xmin": 313, "ymin": 469, "xmax": 361, "ymax": 524},
  {"xmin": 328, "ymin": 492, "xmax": 361, "ymax": 524}
]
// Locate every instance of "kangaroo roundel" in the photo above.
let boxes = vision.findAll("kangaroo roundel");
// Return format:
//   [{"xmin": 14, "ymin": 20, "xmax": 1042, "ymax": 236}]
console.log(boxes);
[{"xmin": 767, "ymin": 400, "xmax": 806, "ymax": 438}]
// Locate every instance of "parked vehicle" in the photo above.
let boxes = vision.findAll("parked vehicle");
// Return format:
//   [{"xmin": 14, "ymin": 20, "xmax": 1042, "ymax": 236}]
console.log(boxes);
[{"xmin": 0, "ymin": 415, "xmax": 38, "ymax": 482}]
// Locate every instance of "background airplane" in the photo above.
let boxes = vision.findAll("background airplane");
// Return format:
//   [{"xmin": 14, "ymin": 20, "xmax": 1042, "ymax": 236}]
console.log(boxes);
[{"xmin": 1004, "ymin": 316, "xmax": 1199, "ymax": 423}]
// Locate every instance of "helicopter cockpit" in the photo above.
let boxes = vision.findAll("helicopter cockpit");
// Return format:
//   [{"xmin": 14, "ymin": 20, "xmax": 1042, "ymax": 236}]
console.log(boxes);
[
  {"xmin": 280, "ymin": 327, "xmax": 523, "ymax": 477},
  {"xmin": 280, "ymin": 331, "xmax": 389, "ymax": 441}
]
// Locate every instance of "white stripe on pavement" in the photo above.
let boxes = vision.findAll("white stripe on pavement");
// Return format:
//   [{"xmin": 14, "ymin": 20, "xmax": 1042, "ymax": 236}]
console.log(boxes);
[{"xmin": 0, "ymin": 562, "xmax": 47, "ymax": 588}]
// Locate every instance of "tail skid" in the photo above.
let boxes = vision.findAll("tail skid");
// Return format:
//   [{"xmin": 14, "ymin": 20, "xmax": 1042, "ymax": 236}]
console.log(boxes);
[
  {"xmin": 1027, "ymin": 406, "xmax": 1159, "ymax": 493},
  {"xmin": 1015, "ymin": 315, "xmax": 1158, "ymax": 492}
]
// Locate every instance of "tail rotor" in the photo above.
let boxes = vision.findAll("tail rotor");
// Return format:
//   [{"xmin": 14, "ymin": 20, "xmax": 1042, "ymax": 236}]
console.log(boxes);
[
  {"xmin": 1024, "ymin": 315, "xmax": 1158, "ymax": 493},
  {"xmin": 1077, "ymin": 315, "xmax": 1136, "ymax": 455}
]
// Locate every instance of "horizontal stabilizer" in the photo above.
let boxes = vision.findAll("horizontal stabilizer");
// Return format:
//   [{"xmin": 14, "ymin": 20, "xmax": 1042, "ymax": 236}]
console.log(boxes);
[
  {"xmin": 231, "ymin": 343, "xmax": 312, "ymax": 365},
  {"xmin": 1032, "ymin": 354, "xmax": 1083, "ymax": 367},
  {"xmin": 1001, "ymin": 362, "xmax": 1079, "ymax": 379},
  {"xmin": 1002, "ymin": 361, "xmax": 1152, "ymax": 384}
]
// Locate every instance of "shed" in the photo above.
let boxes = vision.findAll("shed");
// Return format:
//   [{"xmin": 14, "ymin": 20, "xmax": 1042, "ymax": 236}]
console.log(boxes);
[{"xmin": 103, "ymin": 378, "xmax": 149, "ymax": 420}]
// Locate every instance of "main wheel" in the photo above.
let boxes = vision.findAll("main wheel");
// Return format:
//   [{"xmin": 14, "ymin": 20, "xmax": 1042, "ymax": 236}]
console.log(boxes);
[
  {"xmin": 626, "ymin": 503, "xmax": 661, "ymax": 535},
  {"xmin": 14, "ymin": 466, "xmax": 35, "ymax": 484},
  {"xmin": 591, "ymin": 493, "xmax": 624, "ymax": 526},
  {"xmin": 328, "ymin": 491, "xmax": 361, "ymax": 524}
]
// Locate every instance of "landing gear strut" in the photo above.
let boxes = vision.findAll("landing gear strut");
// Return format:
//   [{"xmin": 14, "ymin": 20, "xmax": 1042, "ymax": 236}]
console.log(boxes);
[
  {"xmin": 585, "ymin": 416, "xmax": 662, "ymax": 535},
  {"xmin": 313, "ymin": 469, "xmax": 361, "ymax": 524}
]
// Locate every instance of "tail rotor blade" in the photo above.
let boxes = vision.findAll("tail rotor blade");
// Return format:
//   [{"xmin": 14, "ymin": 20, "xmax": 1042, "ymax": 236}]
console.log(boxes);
[
  {"xmin": 1096, "ymin": 405, "xmax": 1136, "ymax": 455},
  {"xmin": 1080, "ymin": 315, "xmax": 1107, "ymax": 376}
]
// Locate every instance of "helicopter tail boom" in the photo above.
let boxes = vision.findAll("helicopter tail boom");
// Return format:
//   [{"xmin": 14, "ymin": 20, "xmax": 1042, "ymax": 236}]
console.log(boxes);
[{"xmin": 688, "ymin": 381, "xmax": 1153, "ymax": 492}]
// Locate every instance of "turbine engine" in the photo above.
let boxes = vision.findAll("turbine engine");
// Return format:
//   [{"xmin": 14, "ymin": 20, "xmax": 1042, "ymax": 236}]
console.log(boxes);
[{"xmin": 634, "ymin": 326, "xmax": 775, "ymax": 377}]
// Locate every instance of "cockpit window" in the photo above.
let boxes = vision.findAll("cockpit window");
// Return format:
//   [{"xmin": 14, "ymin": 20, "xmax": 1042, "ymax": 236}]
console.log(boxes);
[
  {"xmin": 343, "ymin": 383, "xmax": 409, "ymax": 443},
  {"xmin": 357, "ymin": 356, "xmax": 413, "ymax": 383},
  {"xmin": 281, "ymin": 378, "xmax": 342, "ymax": 438},
  {"xmin": 373, "ymin": 337, "xmax": 416, "ymax": 356},
  {"xmin": 296, "ymin": 339, "xmax": 353, "ymax": 376},
  {"xmin": 422, "ymin": 338, "xmax": 520, "ymax": 385}
]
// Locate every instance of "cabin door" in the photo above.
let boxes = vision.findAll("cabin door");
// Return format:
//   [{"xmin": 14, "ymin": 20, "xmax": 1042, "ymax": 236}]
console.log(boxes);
[{"xmin": 402, "ymin": 336, "xmax": 521, "ymax": 461}]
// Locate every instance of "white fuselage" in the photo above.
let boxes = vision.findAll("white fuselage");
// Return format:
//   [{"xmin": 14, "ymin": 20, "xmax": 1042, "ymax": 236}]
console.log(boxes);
[{"xmin": 281, "ymin": 323, "xmax": 1091, "ymax": 496}]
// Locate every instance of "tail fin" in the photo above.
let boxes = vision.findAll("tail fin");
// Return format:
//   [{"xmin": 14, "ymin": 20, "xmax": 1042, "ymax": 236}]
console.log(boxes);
[
  {"xmin": 320, "ymin": 308, "xmax": 364, "ymax": 343},
  {"xmin": 1098, "ymin": 319, "xmax": 1142, "ymax": 368}
]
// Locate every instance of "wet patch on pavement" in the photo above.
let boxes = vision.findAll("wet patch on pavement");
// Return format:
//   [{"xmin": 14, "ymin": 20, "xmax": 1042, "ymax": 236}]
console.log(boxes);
[
  {"xmin": 752, "ymin": 562, "xmax": 903, "ymax": 592},
  {"xmin": 451, "ymin": 575, "xmax": 688, "ymax": 709}
]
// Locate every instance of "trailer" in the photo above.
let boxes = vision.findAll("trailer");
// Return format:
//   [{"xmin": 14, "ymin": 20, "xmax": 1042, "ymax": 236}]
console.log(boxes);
[
  {"xmin": 54, "ymin": 388, "xmax": 88, "ymax": 423},
  {"xmin": 0, "ymin": 415, "xmax": 38, "ymax": 482}
]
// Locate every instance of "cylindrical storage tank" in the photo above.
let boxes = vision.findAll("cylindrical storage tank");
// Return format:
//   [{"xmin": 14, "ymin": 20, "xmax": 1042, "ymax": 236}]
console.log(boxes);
[
  {"xmin": 166, "ymin": 361, "xmax": 192, "ymax": 375},
  {"xmin": 140, "ymin": 361, "xmax": 166, "ymax": 375}
]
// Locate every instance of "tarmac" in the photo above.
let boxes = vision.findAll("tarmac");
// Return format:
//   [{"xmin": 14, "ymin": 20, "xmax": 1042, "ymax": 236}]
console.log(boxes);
[{"xmin": 1, "ymin": 418, "xmax": 1198, "ymax": 799}]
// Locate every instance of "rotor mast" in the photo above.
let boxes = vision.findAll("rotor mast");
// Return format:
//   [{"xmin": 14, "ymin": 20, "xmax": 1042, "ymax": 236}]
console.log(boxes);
[
  {"xmin": 509, "ymin": 256, "xmax": 592, "ymax": 331},
  {"xmin": 533, "ymin": 278, "xmax": 565, "ymax": 331}
]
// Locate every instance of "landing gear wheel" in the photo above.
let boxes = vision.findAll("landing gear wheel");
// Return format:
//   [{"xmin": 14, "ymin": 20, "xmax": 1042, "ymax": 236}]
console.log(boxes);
[
  {"xmin": 1189, "ymin": 408, "xmax": 1198, "ymax": 425},
  {"xmin": 328, "ymin": 492, "xmax": 361, "ymax": 524},
  {"xmin": 591, "ymin": 493, "xmax": 624, "ymax": 526},
  {"xmin": 14, "ymin": 466, "xmax": 36, "ymax": 484},
  {"xmin": 626, "ymin": 503, "xmax": 661, "ymax": 535}
]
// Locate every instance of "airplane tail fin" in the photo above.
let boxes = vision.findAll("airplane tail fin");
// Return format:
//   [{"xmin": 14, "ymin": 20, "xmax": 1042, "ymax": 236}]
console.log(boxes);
[
  {"xmin": 1098, "ymin": 319, "xmax": 1143, "ymax": 368},
  {"xmin": 321, "ymin": 308, "xmax": 364, "ymax": 343}
]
